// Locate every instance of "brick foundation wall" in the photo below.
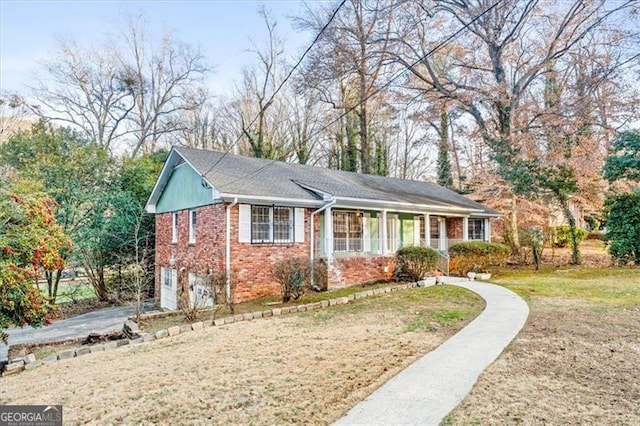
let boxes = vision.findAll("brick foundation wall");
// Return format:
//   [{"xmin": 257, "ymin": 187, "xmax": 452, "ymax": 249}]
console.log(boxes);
[
  {"xmin": 155, "ymin": 204, "xmax": 226, "ymax": 308},
  {"xmin": 326, "ymin": 256, "xmax": 396, "ymax": 289}
]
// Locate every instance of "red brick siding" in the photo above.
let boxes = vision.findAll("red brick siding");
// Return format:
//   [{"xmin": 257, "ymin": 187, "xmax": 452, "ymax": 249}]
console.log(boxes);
[
  {"xmin": 155, "ymin": 202, "xmax": 411, "ymax": 305},
  {"xmin": 227, "ymin": 205, "xmax": 314, "ymax": 302},
  {"xmin": 447, "ymin": 217, "xmax": 464, "ymax": 239},
  {"xmin": 155, "ymin": 204, "xmax": 226, "ymax": 308},
  {"xmin": 326, "ymin": 256, "xmax": 396, "ymax": 289}
]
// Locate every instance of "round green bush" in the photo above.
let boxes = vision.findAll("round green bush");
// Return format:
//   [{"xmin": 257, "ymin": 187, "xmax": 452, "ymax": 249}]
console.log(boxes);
[{"xmin": 395, "ymin": 246, "xmax": 439, "ymax": 281}]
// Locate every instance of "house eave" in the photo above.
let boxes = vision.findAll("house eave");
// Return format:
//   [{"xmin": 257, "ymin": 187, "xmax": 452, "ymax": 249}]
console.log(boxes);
[
  {"xmin": 220, "ymin": 193, "xmax": 324, "ymax": 208},
  {"xmin": 331, "ymin": 196, "xmax": 488, "ymax": 215}
]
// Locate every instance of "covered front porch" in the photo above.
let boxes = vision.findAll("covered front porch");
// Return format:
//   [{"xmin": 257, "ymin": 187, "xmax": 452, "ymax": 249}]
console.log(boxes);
[{"xmin": 315, "ymin": 208, "xmax": 492, "ymax": 258}]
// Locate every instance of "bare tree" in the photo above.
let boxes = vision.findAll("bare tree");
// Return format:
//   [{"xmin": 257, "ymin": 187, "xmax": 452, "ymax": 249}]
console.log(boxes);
[
  {"xmin": 29, "ymin": 13, "xmax": 210, "ymax": 156},
  {"xmin": 231, "ymin": 8, "xmax": 292, "ymax": 160},
  {"xmin": 392, "ymin": 0, "xmax": 639, "ymax": 252},
  {"xmin": 31, "ymin": 38, "xmax": 134, "ymax": 153},
  {"xmin": 118, "ymin": 14, "xmax": 211, "ymax": 156},
  {"xmin": 297, "ymin": 0, "xmax": 396, "ymax": 174},
  {"xmin": 0, "ymin": 93, "xmax": 33, "ymax": 143}
]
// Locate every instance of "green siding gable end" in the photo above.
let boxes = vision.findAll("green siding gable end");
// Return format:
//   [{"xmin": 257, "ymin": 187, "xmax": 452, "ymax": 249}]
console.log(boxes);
[{"xmin": 156, "ymin": 164, "xmax": 215, "ymax": 213}]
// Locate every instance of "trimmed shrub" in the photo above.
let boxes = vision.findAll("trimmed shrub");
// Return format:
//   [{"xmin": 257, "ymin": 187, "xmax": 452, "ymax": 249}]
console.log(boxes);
[
  {"xmin": 449, "ymin": 241, "xmax": 511, "ymax": 275},
  {"xmin": 550, "ymin": 226, "xmax": 589, "ymax": 248},
  {"xmin": 396, "ymin": 246, "xmax": 439, "ymax": 281}
]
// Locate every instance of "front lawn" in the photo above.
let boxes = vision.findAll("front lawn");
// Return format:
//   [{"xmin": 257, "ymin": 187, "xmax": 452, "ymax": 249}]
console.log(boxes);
[
  {"xmin": 0, "ymin": 285, "xmax": 483, "ymax": 425},
  {"xmin": 446, "ymin": 266, "xmax": 640, "ymax": 425}
]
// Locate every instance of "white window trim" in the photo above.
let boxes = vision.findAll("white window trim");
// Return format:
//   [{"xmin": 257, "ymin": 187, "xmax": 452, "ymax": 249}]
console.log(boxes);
[
  {"xmin": 172, "ymin": 212, "xmax": 178, "ymax": 243},
  {"xmin": 250, "ymin": 205, "xmax": 295, "ymax": 244},
  {"xmin": 188, "ymin": 209, "xmax": 197, "ymax": 244},
  {"xmin": 332, "ymin": 210, "xmax": 365, "ymax": 253}
]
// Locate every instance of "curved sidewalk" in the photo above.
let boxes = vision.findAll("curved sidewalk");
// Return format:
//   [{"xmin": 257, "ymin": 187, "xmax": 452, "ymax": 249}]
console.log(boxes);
[{"xmin": 334, "ymin": 277, "xmax": 529, "ymax": 426}]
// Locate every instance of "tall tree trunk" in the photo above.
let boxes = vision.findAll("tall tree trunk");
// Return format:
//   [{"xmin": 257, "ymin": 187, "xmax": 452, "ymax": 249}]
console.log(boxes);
[{"xmin": 558, "ymin": 196, "xmax": 582, "ymax": 265}]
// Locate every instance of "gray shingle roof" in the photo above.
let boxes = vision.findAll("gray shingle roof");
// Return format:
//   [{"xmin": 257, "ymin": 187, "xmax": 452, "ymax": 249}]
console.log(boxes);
[{"xmin": 174, "ymin": 146, "xmax": 499, "ymax": 215}]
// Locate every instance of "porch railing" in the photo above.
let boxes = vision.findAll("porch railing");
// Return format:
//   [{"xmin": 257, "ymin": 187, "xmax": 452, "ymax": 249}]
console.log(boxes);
[{"xmin": 313, "ymin": 237, "xmax": 471, "ymax": 258}]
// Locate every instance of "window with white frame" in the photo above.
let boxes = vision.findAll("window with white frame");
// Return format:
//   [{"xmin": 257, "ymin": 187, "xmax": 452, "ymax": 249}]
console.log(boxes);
[
  {"xmin": 172, "ymin": 212, "xmax": 179, "ymax": 243},
  {"xmin": 429, "ymin": 216, "xmax": 440, "ymax": 249},
  {"xmin": 386, "ymin": 214, "xmax": 399, "ymax": 253},
  {"xmin": 333, "ymin": 211, "xmax": 363, "ymax": 252},
  {"xmin": 189, "ymin": 209, "xmax": 197, "ymax": 244},
  {"xmin": 468, "ymin": 218, "xmax": 485, "ymax": 240},
  {"xmin": 251, "ymin": 205, "xmax": 293, "ymax": 243}
]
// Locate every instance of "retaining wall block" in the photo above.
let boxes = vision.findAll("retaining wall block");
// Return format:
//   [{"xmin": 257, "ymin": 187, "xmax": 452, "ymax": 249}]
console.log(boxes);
[
  {"xmin": 57, "ymin": 350, "xmax": 75, "ymax": 361},
  {"xmin": 90, "ymin": 345, "xmax": 105, "ymax": 353},
  {"xmin": 41, "ymin": 356, "xmax": 57, "ymax": 365},
  {"xmin": 75, "ymin": 347, "xmax": 92, "ymax": 357},
  {"xmin": 24, "ymin": 360, "xmax": 42, "ymax": 371},
  {"xmin": 4, "ymin": 360, "xmax": 25, "ymax": 376},
  {"xmin": 155, "ymin": 329, "xmax": 169, "ymax": 339}
]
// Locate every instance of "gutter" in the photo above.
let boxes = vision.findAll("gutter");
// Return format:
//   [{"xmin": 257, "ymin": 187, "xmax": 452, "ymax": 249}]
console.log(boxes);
[
  {"xmin": 225, "ymin": 197, "xmax": 238, "ymax": 303},
  {"xmin": 310, "ymin": 198, "xmax": 336, "ymax": 287}
]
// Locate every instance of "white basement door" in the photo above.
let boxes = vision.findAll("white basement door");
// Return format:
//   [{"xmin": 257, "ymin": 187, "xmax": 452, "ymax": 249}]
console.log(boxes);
[{"xmin": 161, "ymin": 267, "xmax": 178, "ymax": 310}]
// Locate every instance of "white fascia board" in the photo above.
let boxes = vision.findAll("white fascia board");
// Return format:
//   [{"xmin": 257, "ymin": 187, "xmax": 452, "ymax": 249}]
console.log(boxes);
[
  {"xmin": 220, "ymin": 193, "xmax": 323, "ymax": 208},
  {"xmin": 332, "ymin": 196, "xmax": 486, "ymax": 215}
]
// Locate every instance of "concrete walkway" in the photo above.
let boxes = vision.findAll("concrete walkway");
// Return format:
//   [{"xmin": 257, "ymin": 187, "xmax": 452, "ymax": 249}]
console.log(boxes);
[
  {"xmin": 334, "ymin": 277, "xmax": 529, "ymax": 426},
  {"xmin": 0, "ymin": 301, "xmax": 154, "ymax": 363}
]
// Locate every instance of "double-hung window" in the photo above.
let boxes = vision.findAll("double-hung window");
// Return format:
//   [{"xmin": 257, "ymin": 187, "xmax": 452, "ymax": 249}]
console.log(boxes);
[
  {"xmin": 251, "ymin": 205, "xmax": 293, "ymax": 243},
  {"xmin": 468, "ymin": 218, "xmax": 485, "ymax": 240},
  {"xmin": 172, "ymin": 212, "xmax": 179, "ymax": 243},
  {"xmin": 189, "ymin": 209, "xmax": 197, "ymax": 244},
  {"xmin": 333, "ymin": 211, "xmax": 363, "ymax": 252}
]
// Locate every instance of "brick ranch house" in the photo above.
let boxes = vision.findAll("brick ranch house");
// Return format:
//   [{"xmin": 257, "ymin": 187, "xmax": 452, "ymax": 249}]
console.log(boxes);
[{"xmin": 145, "ymin": 146, "xmax": 500, "ymax": 309}]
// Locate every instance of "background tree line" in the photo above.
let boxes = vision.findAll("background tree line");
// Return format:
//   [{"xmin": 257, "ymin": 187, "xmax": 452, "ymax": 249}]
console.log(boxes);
[{"xmin": 1, "ymin": 0, "xmax": 639, "ymax": 328}]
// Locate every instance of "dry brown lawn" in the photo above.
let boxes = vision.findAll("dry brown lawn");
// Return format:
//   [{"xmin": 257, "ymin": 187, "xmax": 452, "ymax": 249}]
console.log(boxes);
[
  {"xmin": 446, "ymin": 255, "xmax": 640, "ymax": 425},
  {"xmin": 447, "ymin": 300, "xmax": 640, "ymax": 425},
  {"xmin": 1, "ymin": 286, "xmax": 482, "ymax": 425}
]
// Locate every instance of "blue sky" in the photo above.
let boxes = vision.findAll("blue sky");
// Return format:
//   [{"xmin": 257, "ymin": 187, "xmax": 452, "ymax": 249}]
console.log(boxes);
[{"xmin": 0, "ymin": 1, "xmax": 316, "ymax": 96}]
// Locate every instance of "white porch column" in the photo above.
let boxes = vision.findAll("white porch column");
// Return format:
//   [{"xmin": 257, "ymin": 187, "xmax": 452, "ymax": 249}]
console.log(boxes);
[
  {"xmin": 439, "ymin": 218, "xmax": 446, "ymax": 251},
  {"xmin": 325, "ymin": 207, "xmax": 333, "ymax": 259},
  {"xmin": 381, "ymin": 210, "xmax": 388, "ymax": 255},
  {"xmin": 484, "ymin": 218, "xmax": 491, "ymax": 242},
  {"xmin": 424, "ymin": 214, "xmax": 430, "ymax": 248},
  {"xmin": 463, "ymin": 216, "xmax": 469, "ymax": 241}
]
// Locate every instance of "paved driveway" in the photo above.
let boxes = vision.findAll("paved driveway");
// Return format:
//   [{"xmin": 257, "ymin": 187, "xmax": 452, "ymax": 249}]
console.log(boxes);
[{"xmin": 1, "ymin": 301, "xmax": 155, "ymax": 362}]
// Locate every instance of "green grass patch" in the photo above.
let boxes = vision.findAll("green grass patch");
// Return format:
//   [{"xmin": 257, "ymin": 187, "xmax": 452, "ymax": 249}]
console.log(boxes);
[{"xmin": 491, "ymin": 267, "xmax": 640, "ymax": 306}]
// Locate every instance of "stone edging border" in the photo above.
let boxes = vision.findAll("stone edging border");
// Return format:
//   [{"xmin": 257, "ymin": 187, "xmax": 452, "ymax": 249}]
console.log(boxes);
[{"xmin": 2, "ymin": 282, "xmax": 426, "ymax": 377}]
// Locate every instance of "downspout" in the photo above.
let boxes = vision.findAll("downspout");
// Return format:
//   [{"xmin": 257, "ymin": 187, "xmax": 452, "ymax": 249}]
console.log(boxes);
[
  {"xmin": 310, "ymin": 198, "xmax": 336, "ymax": 287},
  {"xmin": 225, "ymin": 198, "xmax": 238, "ymax": 303}
]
